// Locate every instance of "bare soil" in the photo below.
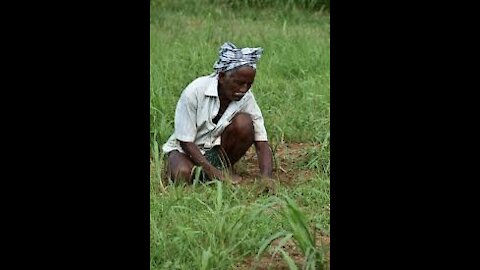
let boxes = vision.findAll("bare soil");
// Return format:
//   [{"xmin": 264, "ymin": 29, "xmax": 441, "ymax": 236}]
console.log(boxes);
[{"xmin": 234, "ymin": 142, "xmax": 316, "ymax": 185}]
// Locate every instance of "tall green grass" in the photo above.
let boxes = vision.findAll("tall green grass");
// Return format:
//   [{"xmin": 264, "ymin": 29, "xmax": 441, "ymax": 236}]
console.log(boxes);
[
  {"xmin": 150, "ymin": 180, "xmax": 329, "ymax": 269},
  {"xmin": 150, "ymin": 1, "xmax": 329, "ymax": 147},
  {"xmin": 151, "ymin": 0, "xmax": 329, "ymax": 21},
  {"xmin": 210, "ymin": 0, "xmax": 330, "ymax": 10}
]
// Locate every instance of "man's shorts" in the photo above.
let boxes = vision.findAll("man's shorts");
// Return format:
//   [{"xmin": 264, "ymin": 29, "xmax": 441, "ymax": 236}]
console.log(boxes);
[{"xmin": 196, "ymin": 146, "xmax": 231, "ymax": 182}]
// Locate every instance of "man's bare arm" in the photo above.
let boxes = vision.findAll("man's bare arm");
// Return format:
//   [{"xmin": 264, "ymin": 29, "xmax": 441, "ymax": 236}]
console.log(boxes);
[{"xmin": 254, "ymin": 141, "xmax": 273, "ymax": 178}]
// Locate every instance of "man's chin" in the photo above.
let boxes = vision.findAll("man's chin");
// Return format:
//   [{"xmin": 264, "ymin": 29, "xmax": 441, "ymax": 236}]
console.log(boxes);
[{"xmin": 233, "ymin": 94, "xmax": 245, "ymax": 101}]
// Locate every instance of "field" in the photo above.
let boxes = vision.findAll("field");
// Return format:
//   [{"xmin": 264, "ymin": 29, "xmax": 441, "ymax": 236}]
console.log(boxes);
[{"xmin": 150, "ymin": 0, "xmax": 330, "ymax": 269}]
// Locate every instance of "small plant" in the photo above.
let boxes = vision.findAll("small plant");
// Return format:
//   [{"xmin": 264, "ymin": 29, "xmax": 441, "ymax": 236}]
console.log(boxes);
[
  {"xmin": 151, "ymin": 130, "xmax": 166, "ymax": 193},
  {"xmin": 302, "ymin": 132, "xmax": 330, "ymax": 176},
  {"xmin": 192, "ymin": 165, "xmax": 203, "ymax": 185},
  {"xmin": 257, "ymin": 196, "xmax": 327, "ymax": 270}
]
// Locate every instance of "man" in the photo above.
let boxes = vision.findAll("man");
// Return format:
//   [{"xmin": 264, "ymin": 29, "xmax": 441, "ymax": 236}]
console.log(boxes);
[{"xmin": 162, "ymin": 42, "xmax": 274, "ymax": 185}]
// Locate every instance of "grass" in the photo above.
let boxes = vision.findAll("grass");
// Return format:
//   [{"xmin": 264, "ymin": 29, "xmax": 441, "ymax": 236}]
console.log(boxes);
[
  {"xmin": 257, "ymin": 196, "xmax": 328, "ymax": 270},
  {"xmin": 150, "ymin": 0, "xmax": 330, "ymax": 147},
  {"xmin": 150, "ymin": 180, "xmax": 329, "ymax": 269},
  {"xmin": 151, "ymin": 0, "xmax": 329, "ymax": 269}
]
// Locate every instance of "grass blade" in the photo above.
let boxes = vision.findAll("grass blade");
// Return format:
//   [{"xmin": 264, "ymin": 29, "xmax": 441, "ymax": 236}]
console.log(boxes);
[
  {"xmin": 201, "ymin": 247, "xmax": 212, "ymax": 270},
  {"xmin": 279, "ymin": 248, "xmax": 299, "ymax": 270},
  {"xmin": 256, "ymin": 231, "xmax": 290, "ymax": 260}
]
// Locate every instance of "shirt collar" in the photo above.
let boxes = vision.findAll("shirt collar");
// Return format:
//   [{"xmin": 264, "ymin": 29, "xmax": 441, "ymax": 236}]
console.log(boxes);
[{"xmin": 204, "ymin": 73, "xmax": 219, "ymax": 97}]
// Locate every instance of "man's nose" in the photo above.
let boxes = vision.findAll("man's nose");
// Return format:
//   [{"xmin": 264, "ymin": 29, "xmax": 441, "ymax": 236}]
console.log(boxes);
[{"xmin": 240, "ymin": 84, "xmax": 249, "ymax": 93}]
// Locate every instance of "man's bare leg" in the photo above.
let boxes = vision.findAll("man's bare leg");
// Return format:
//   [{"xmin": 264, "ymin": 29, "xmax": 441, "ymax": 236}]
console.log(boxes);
[
  {"xmin": 221, "ymin": 113, "xmax": 255, "ymax": 165},
  {"xmin": 166, "ymin": 113, "xmax": 254, "ymax": 183},
  {"xmin": 166, "ymin": 150, "xmax": 195, "ymax": 183}
]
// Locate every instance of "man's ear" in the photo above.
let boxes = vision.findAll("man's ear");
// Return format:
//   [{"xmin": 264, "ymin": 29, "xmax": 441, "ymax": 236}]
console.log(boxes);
[{"xmin": 218, "ymin": 71, "xmax": 226, "ymax": 83}]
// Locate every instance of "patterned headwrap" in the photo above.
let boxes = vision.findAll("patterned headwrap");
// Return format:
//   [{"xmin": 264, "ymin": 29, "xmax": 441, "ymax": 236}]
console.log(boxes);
[{"xmin": 213, "ymin": 42, "xmax": 263, "ymax": 73}]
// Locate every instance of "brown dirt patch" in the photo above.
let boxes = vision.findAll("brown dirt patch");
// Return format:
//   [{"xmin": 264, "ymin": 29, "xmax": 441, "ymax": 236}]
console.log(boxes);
[
  {"xmin": 234, "ymin": 142, "xmax": 317, "ymax": 185},
  {"xmin": 234, "ymin": 231, "xmax": 330, "ymax": 270}
]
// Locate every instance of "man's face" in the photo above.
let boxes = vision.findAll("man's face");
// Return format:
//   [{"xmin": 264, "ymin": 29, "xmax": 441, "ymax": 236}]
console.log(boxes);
[{"xmin": 218, "ymin": 66, "xmax": 256, "ymax": 102}]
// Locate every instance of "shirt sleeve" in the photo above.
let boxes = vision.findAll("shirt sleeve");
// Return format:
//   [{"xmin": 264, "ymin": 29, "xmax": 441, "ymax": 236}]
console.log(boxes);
[
  {"xmin": 242, "ymin": 92, "xmax": 268, "ymax": 141},
  {"xmin": 174, "ymin": 89, "xmax": 197, "ymax": 142}
]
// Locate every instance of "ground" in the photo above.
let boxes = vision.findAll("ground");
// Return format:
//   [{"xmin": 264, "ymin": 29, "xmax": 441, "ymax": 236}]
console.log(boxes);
[
  {"xmin": 234, "ymin": 143, "xmax": 317, "ymax": 185},
  {"xmin": 233, "ymin": 143, "xmax": 330, "ymax": 269},
  {"xmin": 152, "ymin": 142, "xmax": 319, "ymax": 185},
  {"xmin": 153, "ymin": 143, "xmax": 330, "ymax": 269},
  {"xmin": 235, "ymin": 231, "xmax": 330, "ymax": 270}
]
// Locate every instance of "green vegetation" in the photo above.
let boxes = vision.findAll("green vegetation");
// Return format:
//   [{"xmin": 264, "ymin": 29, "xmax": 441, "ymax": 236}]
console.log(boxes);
[{"xmin": 150, "ymin": 0, "xmax": 329, "ymax": 268}]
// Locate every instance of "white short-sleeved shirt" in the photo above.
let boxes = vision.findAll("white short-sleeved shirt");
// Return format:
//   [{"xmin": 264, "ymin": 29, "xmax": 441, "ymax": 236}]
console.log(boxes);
[{"xmin": 162, "ymin": 73, "xmax": 268, "ymax": 155}]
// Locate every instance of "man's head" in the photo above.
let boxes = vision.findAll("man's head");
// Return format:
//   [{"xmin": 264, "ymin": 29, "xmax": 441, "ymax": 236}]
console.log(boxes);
[
  {"xmin": 218, "ymin": 66, "xmax": 256, "ymax": 102},
  {"xmin": 213, "ymin": 42, "xmax": 263, "ymax": 101}
]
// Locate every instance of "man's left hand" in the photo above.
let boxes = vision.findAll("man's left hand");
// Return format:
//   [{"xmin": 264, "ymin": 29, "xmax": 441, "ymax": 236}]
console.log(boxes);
[{"xmin": 254, "ymin": 176, "xmax": 277, "ymax": 195}]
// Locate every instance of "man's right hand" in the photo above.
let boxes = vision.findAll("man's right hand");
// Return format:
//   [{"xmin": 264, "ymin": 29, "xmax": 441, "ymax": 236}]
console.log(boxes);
[
  {"xmin": 206, "ymin": 167, "xmax": 225, "ymax": 181},
  {"xmin": 206, "ymin": 167, "xmax": 242, "ymax": 184},
  {"xmin": 230, "ymin": 174, "xmax": 243, "ymax": 185},
  {"xmin": 254, "ymin": 177, "xmax": 277, "ymax": 195}
]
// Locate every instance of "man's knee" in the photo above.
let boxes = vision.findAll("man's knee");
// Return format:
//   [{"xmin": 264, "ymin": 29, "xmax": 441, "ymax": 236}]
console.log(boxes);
[
  {"xmin": 168, "ymin": 151, "xmax": 193, "ymax": 183},
  {"xmin": 232, "ymin": 113, "xmax": 253, "ymax": 126},
  {"xmin": 172, "ymin": 164, "xmax": 192, "ymax": 182},
  {"xmin": 230, "ymin": 113, "xmax": 254, "ymax": 138}
]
